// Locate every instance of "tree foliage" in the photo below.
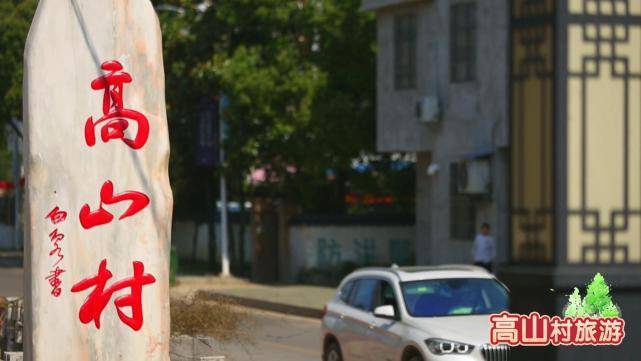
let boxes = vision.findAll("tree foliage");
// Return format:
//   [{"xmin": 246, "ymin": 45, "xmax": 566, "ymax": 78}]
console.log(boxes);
[
  {"xmin": 155, "ymin": 0, "xmax": 384, "ymax": 217},
  {"xmin": 583, "ymin": 273, "xmax": 619, "ymax": 317},
  {"xmin": 0, "ymin": 0, "xmax": 37, "ymax": 126},
  {"xmin": 0, "ymin": 0, "xmax": 37, "ymax": 181},
  {"xmin": 563, "ymin": 273, "xmax": 620, "ymax": 318},
  {"xmin": 563, "ymin": 287, "xmax": 587, "ymax": 318}
]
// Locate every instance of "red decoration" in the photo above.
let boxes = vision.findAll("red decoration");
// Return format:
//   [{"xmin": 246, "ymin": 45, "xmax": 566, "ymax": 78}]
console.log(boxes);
[
  {"xmin": 71, "ymin": 259, "xmax": 155, "ymax": 331},
  {"xmin": 79, "ymin": 180, "xmax": 150, "ymax": 230},
  {"xmin": 85, "ymin": 60, "xmax": 149, "ymax": 150}
]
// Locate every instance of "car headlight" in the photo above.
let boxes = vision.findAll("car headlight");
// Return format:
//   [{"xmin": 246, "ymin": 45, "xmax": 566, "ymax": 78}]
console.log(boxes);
[{"xmin": 425, "ymin": 338, "xmax": 474, "ymax": 355}]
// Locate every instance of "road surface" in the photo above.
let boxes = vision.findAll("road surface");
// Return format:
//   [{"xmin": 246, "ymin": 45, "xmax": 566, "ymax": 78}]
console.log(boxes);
[{"xmin": 219, "ymin": 309, "xmax": 321, "ymax": 361}]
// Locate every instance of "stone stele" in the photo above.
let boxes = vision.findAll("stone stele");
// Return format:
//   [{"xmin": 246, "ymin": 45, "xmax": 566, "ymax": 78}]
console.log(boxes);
[{"xmin": 23, "ymin": 0, "xmax": 172, "ymax": 360}]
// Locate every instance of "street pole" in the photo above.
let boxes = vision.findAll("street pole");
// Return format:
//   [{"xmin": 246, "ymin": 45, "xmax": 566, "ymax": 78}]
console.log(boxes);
[{"xmin": 219, "ymin": 95, "xmax": 230, "ymax": 276}]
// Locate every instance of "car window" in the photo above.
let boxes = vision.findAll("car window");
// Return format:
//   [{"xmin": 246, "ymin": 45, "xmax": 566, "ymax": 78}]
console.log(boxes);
[
  {"xmin": 349, "ymin": 279, "xmax": 378, "ymax": 312},
  {"xmin": 373, "ymin": 280, "xmax": 399, "ymax": 316},
  {"xmin": 339, "ymin": 280, "xmax": 355, "ymax": 303},
  {"xmin": 401, "ymin": 278, "xmax": 509, "ymax": 317}
]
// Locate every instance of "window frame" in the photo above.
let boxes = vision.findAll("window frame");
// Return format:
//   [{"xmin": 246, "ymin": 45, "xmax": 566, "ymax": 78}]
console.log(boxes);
[
  {"xmin": 345, "ymin": 277, "xmax": 403, "ymax": 317},
  {"xmin": 450, "ymin": 1, "xmax": 477, "ymax": 83},
  {"xmin": 339, "ymin": 280, "xmax": 356, "ymax": 304},
  {"xmin": 374, "ymin": 279, "xmax": 402, "ymax": 321},
  {"xmin": 394, "ymin": 13, "xmax": 417, "ymax": 90},
  {"xmin": 347, "ymin": 278, "xmax": 380, "ymax": 312}
]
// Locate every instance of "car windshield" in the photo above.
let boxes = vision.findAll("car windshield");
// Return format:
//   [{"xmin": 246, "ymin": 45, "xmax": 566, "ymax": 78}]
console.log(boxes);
[{"xmin": 401, "ymin": 278, "xmax": 508, "ymax": 317}]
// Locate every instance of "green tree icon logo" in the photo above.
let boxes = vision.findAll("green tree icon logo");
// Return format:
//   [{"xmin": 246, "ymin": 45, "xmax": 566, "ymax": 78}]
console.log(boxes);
[
  {"xmin": 563, "ymin": 273, "xmax": 620, "ymax": 318},
  {"xmin": 564, "ymin": 288, "xmax": 587, "ymax": 318}
]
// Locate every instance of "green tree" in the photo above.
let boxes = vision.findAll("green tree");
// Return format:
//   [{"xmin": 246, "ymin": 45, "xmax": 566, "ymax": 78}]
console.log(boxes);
[
  {"xmin": 583, "ymin": 273, "xmax": 618, "ymax": 317},
  {"xmin": 155, "ymin": 0, "xmax": 387, "ymax": 217},
  {"xmin": 564, "ymin": 274, "xmax": 621, "ymax": 318},
  {"xmin": 563, "ymin": 287, "xmax": 587, "ymax": 318},
  {"xmin": 0, "ymin": 0, "xmax": 37, "ymax": 126},
  {"xmin": 0, "ymin": 0, "xmax": 37, "ymax": 181}
]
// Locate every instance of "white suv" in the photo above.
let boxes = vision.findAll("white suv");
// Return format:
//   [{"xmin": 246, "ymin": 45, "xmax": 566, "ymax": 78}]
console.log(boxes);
[{"xmin": 321, "ymin": 265, "xmax": 510, "ymax": 361}]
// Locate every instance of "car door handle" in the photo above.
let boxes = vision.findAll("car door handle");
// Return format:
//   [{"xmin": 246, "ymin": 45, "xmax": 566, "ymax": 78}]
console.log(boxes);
[
  {"xmin": 339, "ymin": 313, "xmax": 345, "ymax": 320},
  {"xmin": 368, "ymin": 323, "xmax": 375, "ymax": 330}
]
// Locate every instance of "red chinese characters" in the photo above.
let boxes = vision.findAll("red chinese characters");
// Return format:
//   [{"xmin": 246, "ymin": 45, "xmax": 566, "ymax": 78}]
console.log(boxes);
[
  {"xmin": 45, "ymin": 207, "xmax": 68, "ymax": 297},
  {"xmin": 72, "ymin": 59, "xmax": 156, "ymax": 332},
  {"xmin": 71, "ymin": 259, "xmax": 156, "ymax": 331},
  {"xmin": 490, "ymin": 312, "xmax": 625, "ymax": 346},
  {"xmin": 85, "ymin": 60, "xmax": 149, "ymax": 150},
  {"xmin": 79, "ymin": 180, "xmax": 149, "ymax": 230}
]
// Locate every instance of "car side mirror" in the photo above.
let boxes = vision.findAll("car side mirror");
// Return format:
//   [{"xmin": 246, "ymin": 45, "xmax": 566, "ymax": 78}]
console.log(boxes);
[{"xmin": 373, "ymin": 305, "xmax": 396, "ymax": 319}]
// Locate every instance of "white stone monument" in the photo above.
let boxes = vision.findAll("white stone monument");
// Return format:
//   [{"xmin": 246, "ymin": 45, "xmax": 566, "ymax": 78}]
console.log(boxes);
[{"xmin": 23, "ymin": 1, "xmax": 172, "ymax": 360}]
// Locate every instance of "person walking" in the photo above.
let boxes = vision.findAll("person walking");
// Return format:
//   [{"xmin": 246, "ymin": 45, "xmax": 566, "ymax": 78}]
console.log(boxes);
[{"xmin": 473, "ymin": 223, "xmax": 495, "ymax": 273}]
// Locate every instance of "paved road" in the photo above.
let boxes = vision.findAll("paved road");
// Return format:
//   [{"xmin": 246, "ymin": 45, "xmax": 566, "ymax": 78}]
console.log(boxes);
[
  {"xmin": 218, "ymin": 309, "xmax": 322, "ymax": 361},
  {"xmin": 170, "ymin": 309, "xmax": 322, "ymax": 361}
]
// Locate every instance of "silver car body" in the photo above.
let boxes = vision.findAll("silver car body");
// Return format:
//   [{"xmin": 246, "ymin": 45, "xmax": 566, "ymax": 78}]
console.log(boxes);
[{"xmin": 321, "ymin": 265, "xmax": 510, "ymax": 361}]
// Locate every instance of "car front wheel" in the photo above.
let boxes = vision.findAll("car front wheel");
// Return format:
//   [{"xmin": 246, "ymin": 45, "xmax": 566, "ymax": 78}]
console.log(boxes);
[{"xmin": 324, "ymin": 342, "xmax": 343, "ymax": 361}]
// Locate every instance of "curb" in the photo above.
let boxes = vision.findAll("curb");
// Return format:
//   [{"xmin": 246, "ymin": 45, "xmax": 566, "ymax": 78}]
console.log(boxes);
[{"xmin": 196, "ymin": 290, "xmax": 324, "ymax": 319}]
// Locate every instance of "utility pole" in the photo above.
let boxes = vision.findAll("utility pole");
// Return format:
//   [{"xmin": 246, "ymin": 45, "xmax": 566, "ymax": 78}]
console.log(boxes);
[{"xmin": 219, "ymin": 95, "xmax": 230, "ymax": 276}]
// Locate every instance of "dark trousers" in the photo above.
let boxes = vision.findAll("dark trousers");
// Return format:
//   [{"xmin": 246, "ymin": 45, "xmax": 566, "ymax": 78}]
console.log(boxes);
[{"xmin": 474, "ymin": 261, "xmax": 492, "ymax": 273}]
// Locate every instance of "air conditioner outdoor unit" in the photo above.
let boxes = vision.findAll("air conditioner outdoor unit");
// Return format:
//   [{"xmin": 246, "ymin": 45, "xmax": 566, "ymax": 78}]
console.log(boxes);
[
  {"xmin": 416, "ymin": 96, "xmax": 440, "ymax": 123},
  {"xmin": 457, "ymin": 159, "xmax": 491, "ymax": 195}
]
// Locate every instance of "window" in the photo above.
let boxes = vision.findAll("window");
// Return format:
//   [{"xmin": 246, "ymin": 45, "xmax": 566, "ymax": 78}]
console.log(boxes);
[
  {"xmin": 450, "ymin": 163, "xmax": 476, "ymax": 240},
  {"xmin": 401, "ymin": 278, "xmax": 509, "ymax": 317},
  {"xmin": 339, "ymin": 280, "xmax": 355, "ymax": 303},
  {"xmin": 394, "ymin": 13, "xmax": 417, "ymax": 89},
  {"xmin": 374, "ymin": 280, "xmax": 400, "ymax": 317},
  {"xmin": 450, "ymin": 2, "xmax": 477, "ymax": 82},
  {"xmin": 349, "ymin": 279, "xmax": 379, "ymax": 312}
]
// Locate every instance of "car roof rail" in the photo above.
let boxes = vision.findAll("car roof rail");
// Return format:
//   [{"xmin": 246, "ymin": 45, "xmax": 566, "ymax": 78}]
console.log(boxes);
[
  {"xmin": 352, "ymin": 266, "xmax": 403, "ymax": 280},
  {"xmin": 395, "ymin": 264, "xmax": 489, "ymax": 273},
  {"xmin": 349, "ymin": 264, "xmax": 490, "ymax": 282}
]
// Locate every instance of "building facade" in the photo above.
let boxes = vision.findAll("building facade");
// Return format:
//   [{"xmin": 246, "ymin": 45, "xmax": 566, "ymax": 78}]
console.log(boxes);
[
  {"xmin": 363, "ymin": 0, "xmax": 510, "ymax": 265},
  {"xmin": 364, "ymin": 0, "xmax": 641, "ymax": 359}
]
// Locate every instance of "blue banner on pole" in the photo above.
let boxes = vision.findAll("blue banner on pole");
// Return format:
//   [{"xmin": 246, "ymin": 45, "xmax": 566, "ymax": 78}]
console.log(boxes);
[{"xmin": 195, "ymin": 96, "xmax": 219, "ymax": 166}]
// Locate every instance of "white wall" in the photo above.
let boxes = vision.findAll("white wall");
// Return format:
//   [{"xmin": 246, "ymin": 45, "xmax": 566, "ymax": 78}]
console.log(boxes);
[
  {"xmin": 289, "ymin": 224, "xmax": 415, "ymax": 276},
  {"xmin": 171, "ymin": 221, "xmax": 251, "ymax": 263}
]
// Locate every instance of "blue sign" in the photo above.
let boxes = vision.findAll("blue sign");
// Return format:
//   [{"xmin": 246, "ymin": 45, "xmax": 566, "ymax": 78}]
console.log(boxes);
[{"xmin": 195, "ymin": 96, "xmax": 219, "ymax": 166}]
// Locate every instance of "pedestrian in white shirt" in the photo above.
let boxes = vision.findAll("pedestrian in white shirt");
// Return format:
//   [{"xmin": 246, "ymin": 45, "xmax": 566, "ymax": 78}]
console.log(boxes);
[{"xmin": 473, "ymin": 223, "xmax": 495, "ymax": 273}]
